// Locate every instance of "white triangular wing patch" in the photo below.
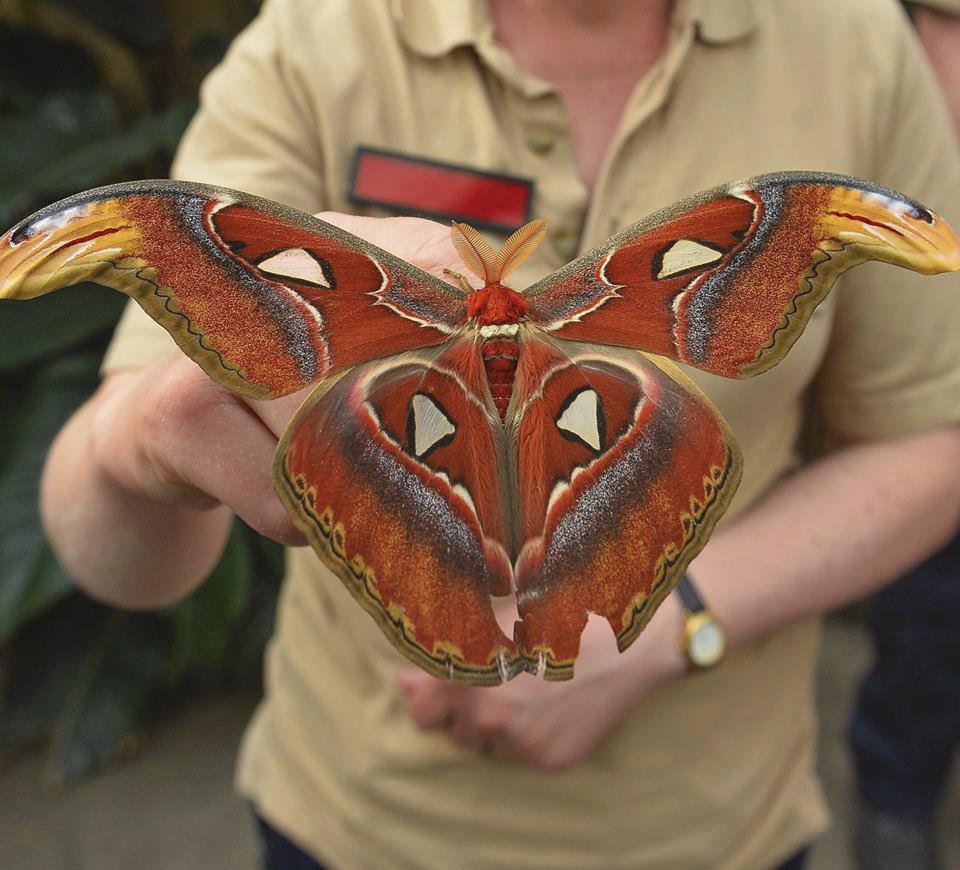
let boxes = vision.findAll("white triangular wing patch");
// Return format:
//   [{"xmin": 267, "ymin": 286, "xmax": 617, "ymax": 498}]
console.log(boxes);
[
  {"xmin": 411, "ymin": 394, "xmax": 456, "ymax": 457},
  {"xmin": 258, "ymin": 248, "xmax": 331, "ymax": 287},
  {"xmin": 556, "ymin": 389, "xmax": 601, "ymax": 451},
  {"xmin": 656, "ymin": 240, "xmax": 723, "ymax": 279}
]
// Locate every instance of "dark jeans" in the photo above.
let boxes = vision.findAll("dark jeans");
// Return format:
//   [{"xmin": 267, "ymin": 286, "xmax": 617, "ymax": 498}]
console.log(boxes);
[
  {"xmin": 257, "ymin": 815, "xmax": 808, "ymax": 870},
  {"xmin": 257, "ymin": 816, "xmax": 325, "ymax": 870},
  {"xmin": 849, "ymin": 532, "xmax": 960, "ymax": 823}
]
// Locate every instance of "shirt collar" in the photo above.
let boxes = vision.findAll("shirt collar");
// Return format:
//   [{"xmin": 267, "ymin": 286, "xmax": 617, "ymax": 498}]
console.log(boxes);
[
  {"xmin": 394, "ymin": 0, "xmax": 759, "ymax": 58},
  {"xmin": 689, "ymin": 0, "xmax": 759, "ymax": 45},
  {"xmin": 393, "ymin": 0, "xmax": 488, "ymax": 58}
]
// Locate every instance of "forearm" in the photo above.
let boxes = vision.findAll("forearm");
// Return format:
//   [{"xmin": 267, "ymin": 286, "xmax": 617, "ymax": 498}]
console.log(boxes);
[
  {"xmin": 611, "ymin": 423, "xmax": 960, "ymax": 708},
  {"xmin": 690, "ymin": 423, "xmax": 960, "ymax": 649},
  {"xmin": 40, "ymin": 372, "xmax": 232, "ymax": 608}
]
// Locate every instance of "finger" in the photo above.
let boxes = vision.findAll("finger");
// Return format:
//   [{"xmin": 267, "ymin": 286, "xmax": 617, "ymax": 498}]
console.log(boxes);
[
  {"xmin": 315, "ymin": 212, "xmax": 464, "ymax": 279},
  {"xmin": 445, "ymin": 694, "xmax": 505, "ymax": 754},
  {"xmin": 239, "ymin": 384, "xmax": 313, "ymax": 440},
  {"xmin": 446, "ymin": 693, "xmax": 515, "ymax": 757},
  {"xmin": 314, "ymin": 212, "xmax": 447, "ymax": 250},
  {"xmin": 446, "ymin": 710, "xmax": 488, "ymax": 753},
  {"xmin": 399, "ymin": 673, "xmax": 461, "ymax": 731},
  {"xmin": 114, "ymin": 358, "xmax": 306, "ymax": 545}
]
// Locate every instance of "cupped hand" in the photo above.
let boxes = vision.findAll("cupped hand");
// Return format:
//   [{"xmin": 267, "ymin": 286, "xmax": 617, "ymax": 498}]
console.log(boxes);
[{"xmin": 398, "ymin": 597, "xmax": 686, "ymax": 772}]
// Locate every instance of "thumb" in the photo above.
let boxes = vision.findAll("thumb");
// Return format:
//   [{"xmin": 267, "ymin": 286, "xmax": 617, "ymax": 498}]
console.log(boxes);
[{"xmin": 315, "ymin": 212, "xmax": 464, "ymax": 280}]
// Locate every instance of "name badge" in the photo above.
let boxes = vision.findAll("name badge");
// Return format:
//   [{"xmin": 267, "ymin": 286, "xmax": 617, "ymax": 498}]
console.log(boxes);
[{"xmin": 349, "ymin": 146, "xmax": 535, "ymax": 234}]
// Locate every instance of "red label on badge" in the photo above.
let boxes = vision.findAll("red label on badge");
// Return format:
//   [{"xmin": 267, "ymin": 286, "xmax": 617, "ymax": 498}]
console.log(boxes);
[{"xmin": 349, "ymin": 147, "xmax": 534, "ymax": 233}]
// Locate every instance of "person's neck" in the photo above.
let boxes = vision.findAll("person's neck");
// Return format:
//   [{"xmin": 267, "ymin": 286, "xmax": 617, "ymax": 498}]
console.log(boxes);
[
  {"xmin": 487, "ymin": 0, "xmax": 673, "ymax": 190},
  {"xmin": 488, "ymin": 0, "xmax": 672, "ymax": 86}
]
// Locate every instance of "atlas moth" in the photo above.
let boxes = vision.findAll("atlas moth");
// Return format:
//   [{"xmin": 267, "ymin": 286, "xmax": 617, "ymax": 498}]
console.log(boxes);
[{"xmin": 2, "ymin": 171, "xmax": 958, "ymax": 684}]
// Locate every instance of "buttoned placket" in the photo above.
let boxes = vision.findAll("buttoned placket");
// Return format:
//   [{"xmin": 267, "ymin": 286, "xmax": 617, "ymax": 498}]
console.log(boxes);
[
  {"xmin": 393, "ymin": 0, "xmax": 755, "ymax": 277},
  {"xmin": 469, "ymin": 35, "xmax": 587, "ymax": 274},
  {"xmin": 580, "ymin": 6, "xmax": 697, "ymax": 250}
]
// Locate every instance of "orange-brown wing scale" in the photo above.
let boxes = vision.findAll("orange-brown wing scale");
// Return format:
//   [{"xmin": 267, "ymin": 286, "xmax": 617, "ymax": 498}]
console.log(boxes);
[
  {"xmin": 526, "ymin": 172, "xmax": 960, "ymax": 378},
  {"xmin": 0, "ymin": 180, "xmax": 466, "ymax": 398},
  {"xmin": 510, "ymin": 335, "xmax": 741, "ymax": 679},
  {"xmin": 275, "ymin": 338, "xmax": 532, "ymax": 685}
]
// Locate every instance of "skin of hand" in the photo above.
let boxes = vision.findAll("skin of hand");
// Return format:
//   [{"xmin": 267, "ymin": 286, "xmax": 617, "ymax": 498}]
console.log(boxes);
[{"xmin": 400, "ymin": 596, "xmax": 686, "ymax": 772}]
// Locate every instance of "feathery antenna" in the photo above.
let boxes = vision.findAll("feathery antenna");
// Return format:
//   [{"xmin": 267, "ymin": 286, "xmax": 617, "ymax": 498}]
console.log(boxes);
[{"xmin": 450, "ymin": 219, "xmax": 548, "ymax": 284}]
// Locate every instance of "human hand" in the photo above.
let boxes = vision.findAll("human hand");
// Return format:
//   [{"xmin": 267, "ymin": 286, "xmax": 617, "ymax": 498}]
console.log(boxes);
[{"xmin": 398, "ymin": 595, "xmax": 686, "ymax": 772}]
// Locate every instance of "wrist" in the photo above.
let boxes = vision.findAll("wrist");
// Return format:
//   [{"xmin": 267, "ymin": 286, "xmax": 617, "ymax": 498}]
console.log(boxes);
[
  {"xmin": 40, "ymin": 376, "xmax": 232, "ymax": 608},
  {"xmin": 675, "ymin": 573, "xmax": 728, "ymax": 671},
  {"xmin": 618, "ymin": 593, "xmax": 687, "ymax": 704},
  {"xmin": 649, "ymin": 593, "xmax": 689, "ymax": 684}
]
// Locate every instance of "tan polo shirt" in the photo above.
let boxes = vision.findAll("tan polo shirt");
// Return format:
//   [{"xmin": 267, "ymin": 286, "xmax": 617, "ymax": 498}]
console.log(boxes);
[{"xmin": 102, "ymin": 1, "xmax": 960, "ymax": 867}]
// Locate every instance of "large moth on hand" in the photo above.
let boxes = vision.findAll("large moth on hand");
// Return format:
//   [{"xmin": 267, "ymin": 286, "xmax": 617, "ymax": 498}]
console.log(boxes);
[{"xmin": 2, "ymin": 172, "xmax": 958, "ymax": 684}]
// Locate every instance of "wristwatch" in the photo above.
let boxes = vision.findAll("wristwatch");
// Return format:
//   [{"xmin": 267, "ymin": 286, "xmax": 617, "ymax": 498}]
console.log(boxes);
[{"xmin": 676, "ymin": 573, "xmax": 727, "ymax": 671}]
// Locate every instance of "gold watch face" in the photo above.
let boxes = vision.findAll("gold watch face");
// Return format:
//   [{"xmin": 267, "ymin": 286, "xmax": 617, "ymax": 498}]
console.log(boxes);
[{"xmin": 687, "ymin": 619, "xmax": 726, "ymax": 668}]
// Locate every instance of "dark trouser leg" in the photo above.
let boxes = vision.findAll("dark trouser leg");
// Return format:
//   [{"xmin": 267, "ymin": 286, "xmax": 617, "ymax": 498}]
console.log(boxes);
[
  {"xmin": 849, "ymin": 533, "xmax": 960, "ymax": 823},
  {"xmin": 775, "ymin": 847, "xmax": 808, "ymax": 870},
  {"xmin": 257, "ymin": 815, "xmax": 325, "ymax": 870}
]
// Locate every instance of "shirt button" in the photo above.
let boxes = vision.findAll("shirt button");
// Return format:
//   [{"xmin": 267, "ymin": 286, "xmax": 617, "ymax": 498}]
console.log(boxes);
[
  {"xmin": 526, "ymin": 129, "xmax": 555, "ymax": 155},
  {"xmin": 551, "ymin": 227, "xmax": 579, "ymax": 260}
]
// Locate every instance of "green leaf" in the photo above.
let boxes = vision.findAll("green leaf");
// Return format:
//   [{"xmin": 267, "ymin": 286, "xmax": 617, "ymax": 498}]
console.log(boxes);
[
  {"xmin": 223, "ymin": 589, "xmax": 276, "ymax": 686},
  {"xmin": 47, "ymin": 610, "xmax": 166, "ymax": 784},
  {"xmin": 223, "ymin": 526, "xmax": 282, "ymax": 683},
  {"xmin": 63, "ymin": 0, "xmax": 170, "ymax": 49},
  {"xmin": 0, "ymin": 282, "xmax": 126, "ymax": 372},
  {"xmin": 0, "ymin": 28, "xmax": 99, "ymax": 101},
  {"xmin": 1, "ymin": 595, "xmax": 101, "ymax": 752},
  {"xmin": 18, "ymin": 100, "xmax": 195, "ymax": 208},
  {"xmin": 246, "ymin": 525, "xmax": 285, "ymax": 586},
  {"xmin": 0, "ymin": 90, "xmax": 120, "ymax": 222},
  {"xmin": 10, "ymin": 544, "xmax": 75, "ymax": 629},
  {"xmin": 0, "ymin": 94, "xmax": 194, "ymax": 224},
  {"xmin": 0, "ymin": 352, "xmax": 102, "ymax": 641},
  {"xmin": 166, "ymin": 523, "xmax": 254, "ymax": 683},
  {"xmin": 0, "ymin": 0, "xmax": 273, "ymax": 786}
]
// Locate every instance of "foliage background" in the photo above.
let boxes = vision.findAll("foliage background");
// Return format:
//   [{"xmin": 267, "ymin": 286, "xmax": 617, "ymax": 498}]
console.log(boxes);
[{"xmin": 0, "ymin": 0, "xmax": 283, "ymax": 785}]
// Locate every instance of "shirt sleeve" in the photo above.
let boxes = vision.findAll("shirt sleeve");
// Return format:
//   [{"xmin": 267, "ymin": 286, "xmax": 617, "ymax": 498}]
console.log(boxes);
[
  {"xmin": 812, "ymin": 4, "xmax": 960, "ymax": 441},
  {"xmin": 172, "ymin": 0, "xmax": 324, "ymax": 210},
  {"xmin": 102, "ymin": 0, "xmax": 325, "ymax": 375}
]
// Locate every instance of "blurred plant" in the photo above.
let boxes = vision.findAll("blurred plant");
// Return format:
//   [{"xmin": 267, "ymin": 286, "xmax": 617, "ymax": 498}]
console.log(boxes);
[{"xmin": 0, "ymin": 0, "xmax": 280, "ymax": 786}]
